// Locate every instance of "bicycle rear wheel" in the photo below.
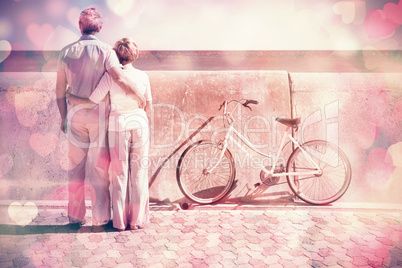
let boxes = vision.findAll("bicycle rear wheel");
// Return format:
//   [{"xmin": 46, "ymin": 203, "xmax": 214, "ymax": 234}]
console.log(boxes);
[
  {"xmin": 177, "ymin": 140, "xmax": 235, "ymax": 204},
  {"xmin": 286, "ymin": 140, "xmax": 351, "ymax": 205}
]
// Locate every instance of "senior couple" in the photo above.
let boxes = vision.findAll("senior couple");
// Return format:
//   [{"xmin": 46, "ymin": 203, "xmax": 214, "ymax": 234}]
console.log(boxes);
[{"xmin": 56, "ymin": 8, "xmax": 151, "ymax": 232}]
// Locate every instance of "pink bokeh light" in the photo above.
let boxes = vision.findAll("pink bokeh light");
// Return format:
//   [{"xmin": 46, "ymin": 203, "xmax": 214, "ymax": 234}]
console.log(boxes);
[
  {"xmin": 0, "ymin": 0, "xmax": 401, "ymax": 50},
  {"xmin": 365, "ymin": 9, "xmax": 399, "ymax": 39},
  {"xmin": 26, "ymin": 23, "xmax": 54, "ymax": 49},
  {"xmin": 383, "ymin": 1, "xmax": 402, "ymax": 25},
  {"xmin": 29, "ymin": 132, "xmax": 59, "ymax": 157},
  {"xmin": 365, "ymin": 1, "xmax": 402, "ymax": 39}
]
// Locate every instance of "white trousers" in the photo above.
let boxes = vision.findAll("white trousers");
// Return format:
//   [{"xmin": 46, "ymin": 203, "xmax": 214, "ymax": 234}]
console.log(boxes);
[
  {"xmin": 66, "ymin": 105, "xmax": 111, "ymax": 226},
  {"xmin": 109, "ymin": 125, "xmax": 150, "ymax": 230}
]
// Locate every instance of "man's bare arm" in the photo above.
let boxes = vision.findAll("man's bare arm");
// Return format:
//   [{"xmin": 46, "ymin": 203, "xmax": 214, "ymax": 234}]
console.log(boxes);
[
  {"xmin": 108, "ymin": 66, "xmax": 146, "ymax": 107},
  {"xmin": 56, "ymin": 71, "xmax": 68, "ymax": 133}
]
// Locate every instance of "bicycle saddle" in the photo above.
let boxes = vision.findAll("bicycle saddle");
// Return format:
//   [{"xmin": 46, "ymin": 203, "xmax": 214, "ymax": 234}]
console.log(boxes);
[{"xmin": 276, "ymin": 117, "xmax": 301, "ymax": 127}]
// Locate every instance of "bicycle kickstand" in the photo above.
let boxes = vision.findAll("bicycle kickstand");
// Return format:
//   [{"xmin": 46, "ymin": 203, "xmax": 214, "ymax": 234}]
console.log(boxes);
[{"xmin": 291, "ymin": 193, "xmax": 300, "ymax": 201}]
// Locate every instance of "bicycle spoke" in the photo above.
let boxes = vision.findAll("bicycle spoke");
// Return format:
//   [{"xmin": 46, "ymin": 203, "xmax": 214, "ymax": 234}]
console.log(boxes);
[
  {"xmin": 185, "ymin": 174, "xmax": 204, "ymax": 191},
  {"xmin": 287, "ymin": 140, "xmax": 351, "ymax": 205},
  {"xmin": 213, "ymin": 173, "xmax": 232, "ymax": 184},
  {"xmin": 177, "ymin": 141, "xmax": 235, "ymax": 204}
]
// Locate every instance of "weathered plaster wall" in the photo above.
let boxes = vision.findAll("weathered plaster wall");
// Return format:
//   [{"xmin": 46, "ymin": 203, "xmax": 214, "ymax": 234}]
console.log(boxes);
[
  {"xmin": 290, "ymin": 73, "xmax": 402, "ymax": 204},
  {"xmin": 0, "ymin": 71, "xmax": 401, "ymax": 205}
]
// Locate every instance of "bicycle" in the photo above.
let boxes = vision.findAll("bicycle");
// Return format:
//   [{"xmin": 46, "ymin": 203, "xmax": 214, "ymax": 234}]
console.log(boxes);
[{"xmin": 176, "ymin": 99, "xmax": 351, "ymax": 205}]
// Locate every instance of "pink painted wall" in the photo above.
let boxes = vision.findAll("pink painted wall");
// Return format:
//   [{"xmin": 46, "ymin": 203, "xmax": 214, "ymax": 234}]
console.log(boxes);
[
  {"xmin": 0, "ymin": 71, "xmax": 401, "ymax": 205},
  {"xmin": 290, "ymin": 73, "xmax": 402, "ymax": 204}
]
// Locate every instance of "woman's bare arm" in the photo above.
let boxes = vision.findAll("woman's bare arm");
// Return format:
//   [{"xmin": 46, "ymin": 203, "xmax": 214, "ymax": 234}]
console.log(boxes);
[
  {"xmin": 108, "ymin": 66, "xmax": 146, "ymax": 108},
  {"xmin": 66, "ymin": 92, "xmax": 96, "ymax": 108}
]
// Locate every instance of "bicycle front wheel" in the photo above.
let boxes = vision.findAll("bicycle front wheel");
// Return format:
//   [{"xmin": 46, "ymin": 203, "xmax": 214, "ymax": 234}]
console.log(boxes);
[
  {"xmin": 177, "ymin": 140, "xmax": 235, "ymax": 204},
  {"xmin": 286, "ymin": 140, "xmax": 351, "ymax": 205}
]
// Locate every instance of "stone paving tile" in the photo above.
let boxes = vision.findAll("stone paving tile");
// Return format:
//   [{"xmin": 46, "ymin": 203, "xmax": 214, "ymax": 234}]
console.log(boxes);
[{"xmin": 0, "ymin": 205, "xmax": 401, "ymax": 267}]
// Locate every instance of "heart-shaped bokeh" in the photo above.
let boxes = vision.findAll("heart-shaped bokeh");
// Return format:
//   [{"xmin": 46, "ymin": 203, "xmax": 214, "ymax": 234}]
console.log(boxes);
[
  {"xmin": 365, "ymin": 147, "xmax": 395, "ymax": 189},
  {"xmin": 362, "ymin": 48, "xmax": 388, "ymax": 70},
  {"xmin": 106, "ymin": 0, "xmax": 134, "ymax": 16},
  {"xmin": 67, "ymin": 7, "xmax": 80, "ymax": 28},
  {"xmin": 388, "ymin": 142, "xmax": 402, "ymax": 168},
  {"xmin": 51, "ymin": 140, "xmax": 86, "ymax": 171},
  {"xmin": 26, "ymin": 23, "xmax": 54, "ymax": 49},
  {"xmin": 13, "ymin": 88, "xmax": 51, "ymax": 111},
  {"xmin": 0, "ymin": 40, "xmax": 12, "ymax": 63},
  {"xmin": 8, "ymin": 202, "xmax": 38, "ymax": 226},
  {"xmin": 365, "ymin": 9, "xmax": 399, "ymax": 39},
  {"xmin": 6, "ymin": 87, "xmax": 52, "ymax": 127},
  {"xmin": 383, "ymin": 2, "xmax": 402, "ymax": 25},
  {"xmin": 48, "ymin": 182, "xmax": 95, "ymax": 203},
  {"xmin": 333, "ymin": 1, "xmax": 355, "ymax": 24},
  {"xmin": 29, "ymin": 132, "xmax": 58, "ymax": 157},
  {"xmin": 354, "ymin": 122, "xmax": 378, "ymax": 149}
]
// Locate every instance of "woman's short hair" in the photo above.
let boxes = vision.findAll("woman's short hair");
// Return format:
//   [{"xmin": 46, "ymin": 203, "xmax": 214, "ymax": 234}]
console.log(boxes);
[
  {"xmin": 114, "ymin": 38, "xmax": 139, "ymax": 65},
  {"xmin": 79, "ymin": 8, "xmax": 103, "ymax": 35}
]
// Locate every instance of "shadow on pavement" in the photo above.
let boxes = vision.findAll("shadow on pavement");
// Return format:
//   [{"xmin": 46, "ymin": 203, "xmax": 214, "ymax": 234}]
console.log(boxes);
[
  {"xmin": 172, "ymin": 190, "xmax": 333, "ymax": 210},
  {"xmin": 0, "ymin": 223, "xmax": 116, "ymax": 235},
  {"xmin": 171, "ymin": 177, "xmax": 333, "ymax": 210}
]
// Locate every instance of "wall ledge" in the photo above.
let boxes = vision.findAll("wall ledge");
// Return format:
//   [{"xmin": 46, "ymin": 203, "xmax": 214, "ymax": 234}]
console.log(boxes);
[{"xmin": 1, "ymin": 50, "xmax": 401, "ymax": 73}]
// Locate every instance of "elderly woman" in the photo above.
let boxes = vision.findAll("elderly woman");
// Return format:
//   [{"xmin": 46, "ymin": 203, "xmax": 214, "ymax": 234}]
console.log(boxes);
[{"xmin": 67, "ymin": 38, "xmax": 152, "ymax": 231}]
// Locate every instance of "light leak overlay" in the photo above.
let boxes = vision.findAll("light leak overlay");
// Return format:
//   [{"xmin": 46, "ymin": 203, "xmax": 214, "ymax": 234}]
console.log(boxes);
[
  {"xmin": 0, "ymin": 0, "xmax": 401, "ymax": 52},
  {"xmin": 0, "ymin": 1, "xmax": 401, "ymax": 266}
]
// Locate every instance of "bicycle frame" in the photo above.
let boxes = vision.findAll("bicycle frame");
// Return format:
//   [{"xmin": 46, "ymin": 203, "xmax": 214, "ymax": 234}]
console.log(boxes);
[{"xmin": 206, "ymin": 101, "xmax": 322, "ymax": 178}]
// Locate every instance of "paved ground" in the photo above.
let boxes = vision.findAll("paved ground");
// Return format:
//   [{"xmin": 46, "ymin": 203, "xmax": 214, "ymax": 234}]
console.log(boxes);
[{"xmin": 0, "ymin": 201, "xmax": 401, "ymax": 268}]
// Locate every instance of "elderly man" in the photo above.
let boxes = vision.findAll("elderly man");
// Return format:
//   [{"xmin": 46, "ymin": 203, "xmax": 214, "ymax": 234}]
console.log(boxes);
[{"xmin": 56, "ymin": 7, "xmax": 145, "ymax": 229}]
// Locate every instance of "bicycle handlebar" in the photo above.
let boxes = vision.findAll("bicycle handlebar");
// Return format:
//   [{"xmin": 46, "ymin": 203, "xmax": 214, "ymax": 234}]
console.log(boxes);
[
  {"xmin": 245, "ymin": 100, "xmax": 259, "ymax": 105},
  {"xmin": 243, "ymin": 99, "xmax": 259, "ymax": 110},
  {"xmin": 219, "ymin": 99, "xmax": 259, "ymax": 111}
]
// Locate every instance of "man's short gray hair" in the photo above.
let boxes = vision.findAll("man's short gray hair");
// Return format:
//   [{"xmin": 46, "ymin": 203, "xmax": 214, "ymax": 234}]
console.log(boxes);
[{"xmin": 79, "ymin": 8, "xmax": 103, "ymax": 35}]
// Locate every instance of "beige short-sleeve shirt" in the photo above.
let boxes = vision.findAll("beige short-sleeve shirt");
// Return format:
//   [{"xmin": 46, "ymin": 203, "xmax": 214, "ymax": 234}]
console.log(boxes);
[{"xmin": 57, "ymin": 35, "xmax": 120, "ymax": 98}]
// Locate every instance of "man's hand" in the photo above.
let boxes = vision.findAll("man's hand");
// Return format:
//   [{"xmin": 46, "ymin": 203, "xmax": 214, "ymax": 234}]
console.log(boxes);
[{"xmin": 60, "ymin": 118, "xmax": 67, "ymax": 133}]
